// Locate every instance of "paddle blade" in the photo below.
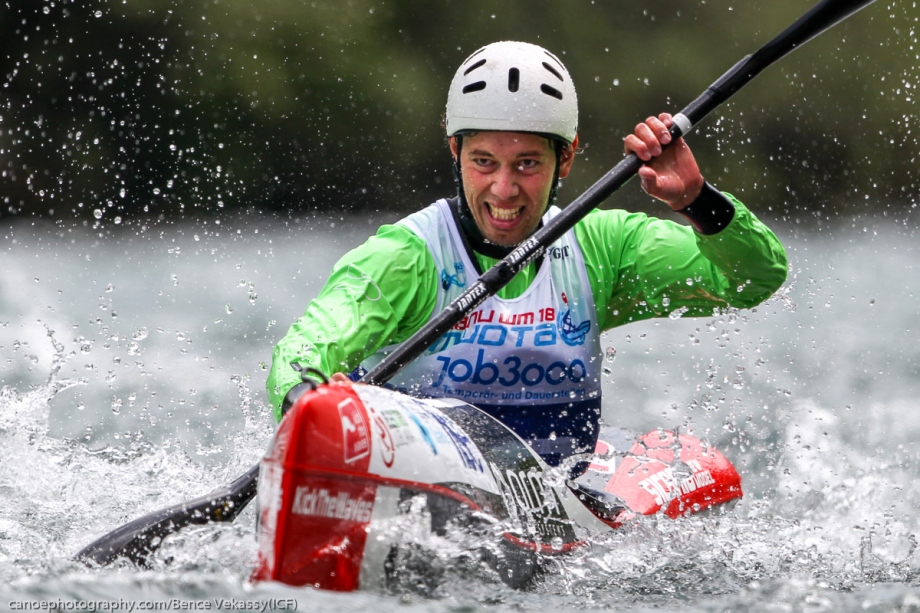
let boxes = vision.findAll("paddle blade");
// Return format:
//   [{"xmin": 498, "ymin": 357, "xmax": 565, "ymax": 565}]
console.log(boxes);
[{"xmin": 75, "ymin": 465, "xmax": 258, "ymax": 567}]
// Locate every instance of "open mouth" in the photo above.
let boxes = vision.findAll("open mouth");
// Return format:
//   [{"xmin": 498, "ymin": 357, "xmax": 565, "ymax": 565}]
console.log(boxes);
[{"xmin": 487, "ymin": 203, "xmax": 524, "ymax": 222}]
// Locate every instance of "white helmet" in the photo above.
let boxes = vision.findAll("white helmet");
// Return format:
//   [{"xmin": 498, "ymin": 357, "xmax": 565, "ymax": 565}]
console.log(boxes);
[{"xmin": 445, "ymin": 41, "xmax": 578, "ymax": 144}]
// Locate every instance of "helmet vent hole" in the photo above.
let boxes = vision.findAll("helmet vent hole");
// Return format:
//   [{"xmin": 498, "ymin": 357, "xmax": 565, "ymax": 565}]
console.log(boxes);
[
  {"xmin": 463, "ymin": 58, "xmax": 487, "ymax": 76},
  {"xmin": 540, "ymin": 84, "xmax": 563, "ymax": 100},
  {"xmin": 462, "ymin": 81, "xmax": 487, "ymax": 94},
  {"xmin": 542, "ymin": 62, "xmax": 564, "ymax": 81},
  {"xmin": 508, "ymin": 68, "xmax": 520, "ymax": 92}
]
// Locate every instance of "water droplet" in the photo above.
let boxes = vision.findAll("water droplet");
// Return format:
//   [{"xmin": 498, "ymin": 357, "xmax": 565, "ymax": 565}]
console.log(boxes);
[
  {"xmin": 542, "ymin": 466, "xmax": 566, "ymax": 488},
  {"xmin": 93, "ymin": 209, "xmax": 103, "ymax": 219},
  {"xmin": 132, "ymin": 327, "xmax": 149, "ymax": 341},
  {"xmin": 225, "ymin": 304, "xmax": 234, "ymax": 314},
  {"xmin": 605, "ymin": 347, "xmax": 617, "ymax": 362},
  {"xmin": 94, "ymin": 10, "xmax": 103, "ymax": 17}
]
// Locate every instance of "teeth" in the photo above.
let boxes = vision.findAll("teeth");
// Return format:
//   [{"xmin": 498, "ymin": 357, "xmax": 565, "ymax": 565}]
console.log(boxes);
[{"xmin": 488, "ymin": 204, "xmax": 523, "ymax": 221}]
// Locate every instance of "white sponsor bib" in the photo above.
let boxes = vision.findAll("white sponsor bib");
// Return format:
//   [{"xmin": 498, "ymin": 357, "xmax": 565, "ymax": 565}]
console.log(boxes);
[{"xmin": 362, "ymin": 199, "xmax": 602, "ymax": 413}]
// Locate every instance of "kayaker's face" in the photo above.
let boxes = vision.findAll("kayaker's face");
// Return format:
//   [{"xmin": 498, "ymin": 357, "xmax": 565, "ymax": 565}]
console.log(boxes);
[{"xmin": 450, "ymin": 131, "xmax": 576, "ymax": 247}]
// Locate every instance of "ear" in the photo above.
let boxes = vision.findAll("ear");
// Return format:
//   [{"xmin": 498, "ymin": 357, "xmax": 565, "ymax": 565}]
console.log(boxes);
[
  {"xmin": 449, "ymin": 136, "xmax": 459, "ymax": 161},
  {"xmin": 557, "ymin": 134, "xmax": 578, "ymax": 179}
]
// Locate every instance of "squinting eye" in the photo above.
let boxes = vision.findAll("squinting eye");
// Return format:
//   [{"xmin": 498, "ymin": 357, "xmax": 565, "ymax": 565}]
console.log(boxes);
[{"xmin": 518, "ymin": 160, "xmax": 539, "ymax": 170}]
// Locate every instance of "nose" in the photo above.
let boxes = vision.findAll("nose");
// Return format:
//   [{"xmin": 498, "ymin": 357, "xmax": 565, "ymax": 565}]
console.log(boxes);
[{"xmin": 490, "ymin": 167, "xmax": 519, "ymax": 201}]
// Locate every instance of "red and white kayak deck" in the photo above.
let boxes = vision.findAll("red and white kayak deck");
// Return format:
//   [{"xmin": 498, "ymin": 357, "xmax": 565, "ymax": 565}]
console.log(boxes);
[{"xmin": 251, "ymin": 382, "xmax": 741, "ymax": 591}]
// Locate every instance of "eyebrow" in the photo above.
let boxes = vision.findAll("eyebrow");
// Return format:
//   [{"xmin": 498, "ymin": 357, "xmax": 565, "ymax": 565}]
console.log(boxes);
[{"xmin": 467, "ymin": 148, "xmax": 547, "ymax": 158}]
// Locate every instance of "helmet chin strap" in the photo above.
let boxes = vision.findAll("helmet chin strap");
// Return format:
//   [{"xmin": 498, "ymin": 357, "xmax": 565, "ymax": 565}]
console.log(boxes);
[{"xmin": 452, "ymin": 134, "xmax": 564, "ymax": 247}]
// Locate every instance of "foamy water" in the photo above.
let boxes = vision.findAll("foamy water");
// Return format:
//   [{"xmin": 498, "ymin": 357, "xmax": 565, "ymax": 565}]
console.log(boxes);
[{"xmin": 1, "ymin": 214, "xmax": 919, "ymax": 612}]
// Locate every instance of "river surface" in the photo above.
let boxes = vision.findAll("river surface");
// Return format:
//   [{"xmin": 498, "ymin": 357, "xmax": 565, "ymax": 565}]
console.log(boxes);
[{"xmin": 1, "ymin": 210, "xmax": 920, "ymax": 612}]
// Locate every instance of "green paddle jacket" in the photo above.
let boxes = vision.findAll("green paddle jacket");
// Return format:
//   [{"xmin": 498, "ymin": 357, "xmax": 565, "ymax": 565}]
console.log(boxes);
[{"xmin": 267, "ymin": 193, "xmax": 787, "ymax": 420}]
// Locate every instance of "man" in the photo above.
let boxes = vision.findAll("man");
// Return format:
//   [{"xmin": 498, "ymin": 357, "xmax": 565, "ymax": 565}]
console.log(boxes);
[{"xmin": 266, "ymin": 41, "xmax": 787, "ymax": 470}]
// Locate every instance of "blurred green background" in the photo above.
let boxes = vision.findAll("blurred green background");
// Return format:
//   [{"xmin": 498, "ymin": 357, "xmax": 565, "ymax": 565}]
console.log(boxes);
[{"xmin": 1, "ymin": 0, "xmax": 916, "ymax": 225}]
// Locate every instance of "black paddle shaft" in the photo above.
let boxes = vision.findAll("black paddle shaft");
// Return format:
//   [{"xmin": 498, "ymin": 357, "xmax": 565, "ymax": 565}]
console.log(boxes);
[{"xmin": 74, "ymin": 0, "xmax": 877, "ymax": 568}]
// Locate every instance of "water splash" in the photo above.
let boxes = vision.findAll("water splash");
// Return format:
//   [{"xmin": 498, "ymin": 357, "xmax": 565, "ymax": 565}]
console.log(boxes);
[{"xmin": 0, "ymin": 332, "xmax": 273, "ymax": 588}]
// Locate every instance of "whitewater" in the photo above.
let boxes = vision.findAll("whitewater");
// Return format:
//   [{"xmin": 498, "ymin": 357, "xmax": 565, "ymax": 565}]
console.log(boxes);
[{"xmin": 1, "ymin": 211, "xmax": 919, "ymax": 612}]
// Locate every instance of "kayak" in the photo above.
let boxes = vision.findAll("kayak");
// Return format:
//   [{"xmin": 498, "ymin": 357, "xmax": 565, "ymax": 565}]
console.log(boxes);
[{"xmin": 250, "ymin": 381, "xmax": 742, "ymax": 591}]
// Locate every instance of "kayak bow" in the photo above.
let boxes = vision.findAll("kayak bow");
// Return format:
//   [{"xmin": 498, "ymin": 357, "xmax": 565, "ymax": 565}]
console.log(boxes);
[{"xmin": 251, "ymin": 381, "xmax": 741, "ymax": 591}]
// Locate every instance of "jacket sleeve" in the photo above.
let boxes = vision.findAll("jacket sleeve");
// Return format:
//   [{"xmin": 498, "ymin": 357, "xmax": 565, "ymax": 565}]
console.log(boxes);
[
  {"xmin": 265, "ymin": 224, "xmax": 438, "ymax": 420},
  {"xmin": 576, "ymin": 194, "xmax": 788, "ymax": 330}
]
